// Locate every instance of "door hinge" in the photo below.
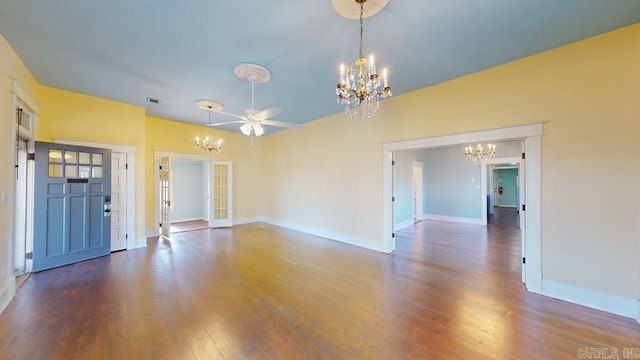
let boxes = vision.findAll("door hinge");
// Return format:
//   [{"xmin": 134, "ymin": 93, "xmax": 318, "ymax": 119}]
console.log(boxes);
[
  {"xmin": 521, "ymin": 152, "xmax": 526, "ymax": 160},
  {"xmin": 522, "ymin": 204, "xmax": 526, "ymax": 211},
  {"xmin": 159, "ymin": 165, "xmax": 162, "ymax": 170},
  {"xmin": 392, "ymin": 196, "xmax": 395, "ymax": 202},
  {"xmin": 125, "ymin": 163, "xmax": 128, "ymax": 170},
  {"xmin": 159, "ymin": 223, "xmax": 162, "ymax": 227},
  {"xmin": 16, "ymin": 108, "xmax": 23, "ymax": 126},
  {"xmin": 27, "ymin": 153, "xmax": 35, "ymax": 161},
  {"xmin": 392, "ymin": 160, "xmax": 395, "ymax": 166},
  {"xmin": 522, "ymin": 257, "xmax": 526, "ymax": 264},
  {"xmin": 125, "ymin": 233, "xmax": 128, "ymax": 240},
  {"xmin": 392, "ymin": 232, "xmax": 395, "ymax": 238}
]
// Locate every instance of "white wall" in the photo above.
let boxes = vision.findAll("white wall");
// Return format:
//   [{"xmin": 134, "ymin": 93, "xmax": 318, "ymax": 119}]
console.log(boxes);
[{"xmin": 171, "ymin": 161, "xmax": 207, "ymax": 222}]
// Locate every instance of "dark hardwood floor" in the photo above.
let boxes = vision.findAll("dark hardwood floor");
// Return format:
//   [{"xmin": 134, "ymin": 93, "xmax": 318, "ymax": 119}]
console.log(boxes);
[
  {"xmin": 0, "ymin": 221, "xmax": 638, "ymax": 359},
  {"xmin": 488, "ymin": 206, "xmax": 520, "ymax": 228}
]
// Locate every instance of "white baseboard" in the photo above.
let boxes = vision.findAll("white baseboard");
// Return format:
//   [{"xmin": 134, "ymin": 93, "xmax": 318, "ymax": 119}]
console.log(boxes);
[
  {"xmin": 261, "ymin": 217, "xmax": 390, "ymax": 253},
  {"xmin": 0, "ymin": 278, "xmax": 15, "ymax": 315},
  {"xmin": 542, "ymin": 279, "xmax": 638, "ymax": 320},
  {"xmin": 394, "ymin": 219, "xmax": 414, "ymax": 231},
  {"xmin": 145, "ymin": 229, "xmax": 158, "ymax": 238},
  {"xmin": 171, "ymin": 217, "xmax": 207, "ymax": 223},
  {"xmin": 127, "ymin": 237, "xmax": 148, "ymax": 250},
  {"xmin": 423, "ymin": 214, "xmax": 483, "ymax": 225},
  {"xmin": 233, "ymin": 217, "xmax": 262, "ymax": 226}
]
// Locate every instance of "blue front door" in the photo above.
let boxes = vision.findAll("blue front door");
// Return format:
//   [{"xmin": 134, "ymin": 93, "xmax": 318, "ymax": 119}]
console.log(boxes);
[{"xmin": 33, "ymin": 142, "xmax": 112, "ymax": 271}]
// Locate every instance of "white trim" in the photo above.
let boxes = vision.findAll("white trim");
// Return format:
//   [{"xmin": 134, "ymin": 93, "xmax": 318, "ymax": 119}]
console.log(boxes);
[
  {"xmin": 127, "ymin": 237, "xmax": 147, "ymax": 250},
  {"xmin": 145, "ymin": 229, "xmax": 158, "ymax": 238},
  {"xmin": 11, "ymin": 79, "xmax": 39, "ymax": 112},
  {"xmin": 423, "ymin": 214, "xmax": 484, "ymax": 225},
  {"xmin": 637, "ymin": 300, "xmax": 640, "ymax": 324},
  {"xmin": 0, "ymin": 280, "xmax": 13, "ymax": 314},
  {"xmin": 54, "ymin": 139, "xmax": 139, "ymax": 250},
  {"xmin": 261, "ymin": 218, "xmax": 390, "ymax": 253},
  {"xmin": 523, "ymin": 135, "xmax": 542, "ymax": 293},
  {"xmin": 542, "ymin": 280, "xmax": 638, "ymax": 320},
  {"xmin": 382, "ymin": 123, "xmax": 544, "ymax": 294},
  {"xmin": 383, "ymin": 123, "xmax": 544, "ymax": 152},
  {"xmin": 233, "ymin": 217, "xmax": 263, "ymax": 226},
  {"xmin": 171, "ymin": 217, "xmax": 208, "ymax": 224}
]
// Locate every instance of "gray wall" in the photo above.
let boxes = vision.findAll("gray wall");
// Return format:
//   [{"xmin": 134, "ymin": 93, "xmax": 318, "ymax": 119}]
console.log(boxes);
[{"xmin": 424, "ymin": 146, "xmax": 481, "ymax": 219}]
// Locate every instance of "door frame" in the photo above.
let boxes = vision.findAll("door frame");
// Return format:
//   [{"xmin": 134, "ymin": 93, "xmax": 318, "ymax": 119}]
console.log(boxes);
[
  {"xmin": 10, "ymin": 80, "xmax": 38, "ymax": 281},
  {"xmin": 54, "ymin": 139, "xmax": 138, "ymax": 249},
  {"xmin": 382, "ymin": 123, "xmax": 543, "ymax": 294},
  {"xmin": 412, "ymin": 161, "xmax": 423, "ymax": 223},
  {"xmin": 153, "ymin": 151, "xmax": 226, "ymax": 235}
]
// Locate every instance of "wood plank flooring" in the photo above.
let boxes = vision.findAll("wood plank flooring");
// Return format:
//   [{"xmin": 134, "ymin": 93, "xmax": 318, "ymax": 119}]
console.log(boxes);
[
  {"xmin": 170, "ymin": 220, "xmax": 209, "ymax": 234},
  {"xmin": 0, "ymin": 221, "xmax": 638, "ymax": 359}
]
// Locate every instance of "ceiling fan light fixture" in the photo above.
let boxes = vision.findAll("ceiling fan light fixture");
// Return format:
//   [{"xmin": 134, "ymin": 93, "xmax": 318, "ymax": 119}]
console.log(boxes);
[
  {"xmin": 253, "ymin": 124, "xmax": 265, "ymax": 137},
  {"xmin": 240, "ymin": 123, "xmax": 252, "ymax": 136}
]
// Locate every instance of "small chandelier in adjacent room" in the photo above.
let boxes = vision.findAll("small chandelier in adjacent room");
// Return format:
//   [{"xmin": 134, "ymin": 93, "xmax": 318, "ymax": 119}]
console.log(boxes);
[
  {"xmin": 335, "ymin": 0, "xmax": 392, "ymax": 122},
  {"xmin": 195, "ymin": 100, "xmax": 224, "ymax": 154},
  {"xmin": 465, "ymin": 143, "xmax": 497, "ymax": 162}
]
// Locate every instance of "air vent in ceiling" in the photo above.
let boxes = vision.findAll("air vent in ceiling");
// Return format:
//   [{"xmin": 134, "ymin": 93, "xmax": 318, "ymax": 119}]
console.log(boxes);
[{"xmin": 146, "ymin": 97, "xmax": 160, "ymax": 104}]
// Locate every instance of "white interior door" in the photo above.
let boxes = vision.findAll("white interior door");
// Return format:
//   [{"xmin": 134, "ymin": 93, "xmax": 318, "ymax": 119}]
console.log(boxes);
[
  {"xmin": 110, "ymin": 152, "xmax": 127, "ymax": 251},
  {"xmin": 210, "ymin": 161, "xmax": 233, "ymax": 227},
  {"xmin": 159, "ymin": 156, "xmax": 171, "ymax": 237}
]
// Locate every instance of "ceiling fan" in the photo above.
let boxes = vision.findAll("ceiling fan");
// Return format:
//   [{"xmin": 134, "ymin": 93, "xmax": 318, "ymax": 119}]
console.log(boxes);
[{"xmin": 196, "ymin": 63, "xmax": 302, "ymax": 141}]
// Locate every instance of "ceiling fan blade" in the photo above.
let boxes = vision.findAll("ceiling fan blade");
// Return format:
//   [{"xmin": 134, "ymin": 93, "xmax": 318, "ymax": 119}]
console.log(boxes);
[
  {"xmin": 253, "ymin": 107, "xmax": 282, "ymax": 121},
  {"xmin": 259, "ymin": 119, "xmax": 303, "ymax": 129},
  {"xmin": 206, "ymin": 121, "xmax": 245, "ymax": 127},
  {"xmin": 211, "ymin": 109, "xmax": 246, "ymax": 121}
]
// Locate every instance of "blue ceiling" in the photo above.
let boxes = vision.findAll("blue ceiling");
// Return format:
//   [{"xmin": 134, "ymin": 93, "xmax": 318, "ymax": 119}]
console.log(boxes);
[{"xmin": 1, "ymin": 1, "xmax": 639, "ymax": 134}]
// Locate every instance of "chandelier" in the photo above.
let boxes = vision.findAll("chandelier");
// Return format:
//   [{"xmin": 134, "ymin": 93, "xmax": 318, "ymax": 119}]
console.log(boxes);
[
  {"xmin": 465, "ymin": 143, "xmax": 496, "ymax": 162},
  {"xmin": 336, "ymin": 0, "xmax": 392, "ymax": 122},
  {"xmin": 195, "ymin": 102, "xmax": 223, "ymax": 153}
]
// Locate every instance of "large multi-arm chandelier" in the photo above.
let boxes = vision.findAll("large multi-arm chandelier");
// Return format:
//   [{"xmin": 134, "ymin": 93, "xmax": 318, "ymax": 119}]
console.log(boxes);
[
  {"xmin": 336, "ymin": 0, "xmax": 392, "ymax": 122},
  {"xmin": 465, "ymin": 143, "xmax": 497, "ymax": 162},
  {"xmin": 195, "ymin": 101, "xmax": 223, "ymax": 154}
]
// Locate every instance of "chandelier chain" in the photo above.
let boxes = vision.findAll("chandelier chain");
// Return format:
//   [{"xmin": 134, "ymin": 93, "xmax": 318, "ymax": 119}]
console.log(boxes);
[{"xmin": 359, "ymin": 2, "xmax": 364, "ymax": 59}]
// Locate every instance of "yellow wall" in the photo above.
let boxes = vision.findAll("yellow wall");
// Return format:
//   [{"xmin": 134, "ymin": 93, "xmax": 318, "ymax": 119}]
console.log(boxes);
[
  {"xmin": 262, "ymin": 24, "xmax": 640, "ymax": 299},
  {"xmin": 1, "ymin": 22, "xmax": 639, "ymax": 315},
  {"xmin": 144, "ymin": 116, "xmax": 262, "ymax": 230},
  {"xmin": 0, "ymin": 34, "xmax": 39, "ymax": 308},
  {"xmin": 36, "ymin": 86, "xmax": 147, "ymax": 240}
]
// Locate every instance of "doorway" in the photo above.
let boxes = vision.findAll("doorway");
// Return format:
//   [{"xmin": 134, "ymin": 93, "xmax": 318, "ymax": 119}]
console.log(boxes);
[
  {"xmin": 154, "ymin": 151, "xmax": 233, "ymax": 237},
  {"xmin": 383, "ymin": 123, "xmax": 543, "ymax": 293},
  {"xmin": 487, "ymin": 161, "xmax": 522, "ymax": 228},
  {"xmin": 169, "ymin": 159, "xmax": 210, "ymax": 234}
]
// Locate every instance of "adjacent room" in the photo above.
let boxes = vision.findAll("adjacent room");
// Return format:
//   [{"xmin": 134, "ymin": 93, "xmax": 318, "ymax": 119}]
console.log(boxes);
[{"xmin": 0, "ymin": 1, "xmax": 639, "ymax": 358}]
